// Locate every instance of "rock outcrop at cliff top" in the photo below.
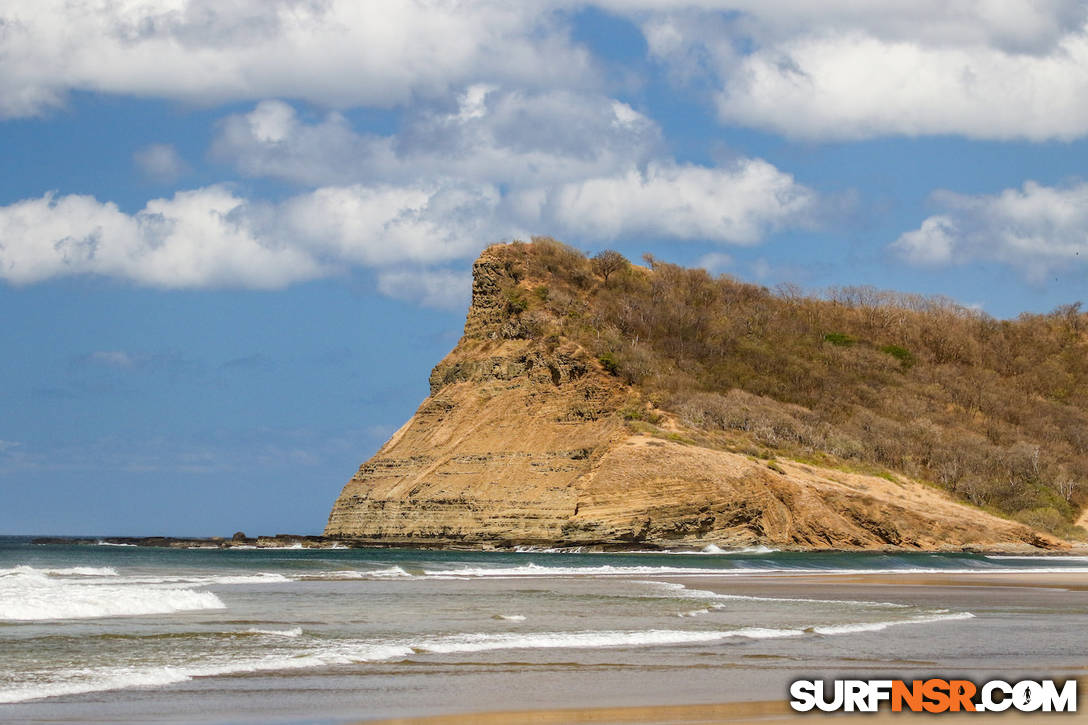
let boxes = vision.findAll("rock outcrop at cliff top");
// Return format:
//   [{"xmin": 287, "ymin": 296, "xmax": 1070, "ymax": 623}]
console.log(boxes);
[{"xmin": 325, "ymin": 244, "xmax": 1066, "ymax": 551}]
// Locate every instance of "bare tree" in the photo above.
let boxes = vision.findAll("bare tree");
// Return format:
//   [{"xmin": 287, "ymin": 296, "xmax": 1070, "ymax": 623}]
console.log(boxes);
[
  {"xmin": 1056, "ymin": 479, "xmax": 1080, "ymax": 503},
  {"xmin": 592, "ymin": 250, "xmax": 628, "ymax": 283}
]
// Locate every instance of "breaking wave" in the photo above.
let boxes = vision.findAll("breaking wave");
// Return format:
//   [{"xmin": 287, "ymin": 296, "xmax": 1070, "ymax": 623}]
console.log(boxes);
[
  {"xmin": 0, "ymin": 610, "xmax": 974, "ymax": 703},
  {"xmin": 244, "ymin": 627, "xmax": 304, "ymax": 638},
  {"xmin": 417, "ymin": 561, "xmax": 1088, "ymax": 578},
  {"xmin": 0, "ymin": 566, "xmax": 225, "ymax": 621},
  {"xmin": 0, "ymin": 565, "xmax": 118, "ymax": 577}
]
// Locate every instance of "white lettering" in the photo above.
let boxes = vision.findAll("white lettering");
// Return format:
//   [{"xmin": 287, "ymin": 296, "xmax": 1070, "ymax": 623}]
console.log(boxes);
[{"xmin": 789, "ymin": 680, "xmax": 817, "ymax": 712}]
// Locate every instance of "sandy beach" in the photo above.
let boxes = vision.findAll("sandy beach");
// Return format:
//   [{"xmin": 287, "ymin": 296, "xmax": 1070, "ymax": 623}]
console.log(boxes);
[{"xmin": 367, "ymin": 697, "xmax": 1085, "ymax": 724}]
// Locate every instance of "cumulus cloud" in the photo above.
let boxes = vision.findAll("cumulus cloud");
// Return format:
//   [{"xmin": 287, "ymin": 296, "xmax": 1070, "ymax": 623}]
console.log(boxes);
[
  {"xmin": 0, "ymin": 184, "xmax": 506, "ymax": 289},
  {"xmin": 0, "ymin": 187, "xmax": 324, "ymax": 288},
  {"xmin": 133, "ymin": 144, "xmax": 189, "ymax": 183},
  {"xmin": 631, "ymin": 1, "xmax": 1088, "ymax": 140},
  {"xmin": 715, "ymin": 30, "xmax": 1088, "ymax": 140},
  {"xmin": 0, "ymin": 0, "xmax": 594, "ymax": 118},
  {"xmin": 622, "ymin": 1, "xmax": 1087, "ymax": 54},
  {"xmin": 0, "ymin": 156, "xmax": 815, "ymax": 291},
  {"xmin": 210, "ymin": 94, "xmax": 813, "ymax": 244},
  {"xmin": 6, "ymin": 0, "xmax": 1088, "ymax": 142},
  {"xmin": 525, "ymin": 160, "xmax": 814, "ymax": 244},
  {"xmin": 891, "ymin": 181, "xmax": 1088, "ymax": 281},
  {"xmin": 212, "ymin": 88, "xmax": 661, "ymax": 187},
  {"xmin": 376, "ymin": 268, "xmax": 472, "ymax": 310}
]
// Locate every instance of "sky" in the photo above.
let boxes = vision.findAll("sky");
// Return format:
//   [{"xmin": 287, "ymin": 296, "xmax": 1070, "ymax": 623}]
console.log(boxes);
[{"xmin": 2, "ymin": 1, "xmax": 1087, "ymax": 536}]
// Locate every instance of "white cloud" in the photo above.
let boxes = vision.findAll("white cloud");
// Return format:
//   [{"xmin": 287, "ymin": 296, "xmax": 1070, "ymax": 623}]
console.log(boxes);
[
  {"xmin": 0, "ymin": 0, "xmax": 594, "ymax": 118},
  {"xmin": 696, "ymin": 251, "xmax": 733, "ymax": 273},
  {"xmin": 0, "ymin": 183, "xmax": 508, "ymax": 289},
  {"xmin": 715, "ymin": 30, "xmax": 1088, "ymax": 141},
  {"xmin": 0, "ymin": 187, "xmax": 324, "ymax": 288},
  {"xmin": 628, "ymin": 1, "xmax": 1088, "ymax": 140},
  {"xmin": 0, "ymin": 156, "xmax": 814, "ymax": 291},
  {"xmin": 203, "ymin": 93, "xmax": 816, "ymax": 266},
  {"xmin": 376, "ymin": 268, "xmax": 472, "ymax": 310},
  {"xmin": 619, "ymin": 1, "xmax": 1086, "ymax": 54},
  {"xmin": 89, "ymin": 351, "xmax": 136, "ymax": 368},
  {"xmin": 891, "ymin": 181, "xmax": 1088, "ymax": 280},
  {"xmin": 525, "ymin": 160, "xmax": 814, "ymax": 244},
  {"xmin": 279, "ymin": 184, "xmax": 502, "ymax": 267},
  {"xmin": 133, "ymin": 143, "xmax": 189, "ymax": 183},
  {"xmin": 6, "ymin": 0, "xmax": 1088, "ymax": 142},
  {"xmin": 212, "ymin": 89, "xmax": 661, "ymax": 187}
]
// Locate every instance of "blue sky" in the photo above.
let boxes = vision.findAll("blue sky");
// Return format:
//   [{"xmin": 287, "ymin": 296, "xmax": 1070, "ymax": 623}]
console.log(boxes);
[{"xmin": 2, "ymin": 1, "xmax": 1087, "ymax": 535}]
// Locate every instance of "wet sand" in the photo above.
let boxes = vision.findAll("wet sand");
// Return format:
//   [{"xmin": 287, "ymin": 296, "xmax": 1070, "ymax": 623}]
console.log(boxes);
[
  {"xmin": 366, "ymin": 571, "xmax": 1088, "ymax": 725},
  {"xmin": 368, "ymin": 697, "xmax": 1084, "ymax": 724}
]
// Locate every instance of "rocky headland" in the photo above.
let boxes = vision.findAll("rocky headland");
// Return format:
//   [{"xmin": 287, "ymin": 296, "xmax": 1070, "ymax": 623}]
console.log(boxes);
[{"xmin": 325, "ymin": 241, "xmax": 1085, "ymax": 552}]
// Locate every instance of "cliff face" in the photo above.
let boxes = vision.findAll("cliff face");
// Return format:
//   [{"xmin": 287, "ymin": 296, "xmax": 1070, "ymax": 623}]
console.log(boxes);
[{"xmin": 325, "ymin": 245, "xmax": 1064, "ymax": 551}]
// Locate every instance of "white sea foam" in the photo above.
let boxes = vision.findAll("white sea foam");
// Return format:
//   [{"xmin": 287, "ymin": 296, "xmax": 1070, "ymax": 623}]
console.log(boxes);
[
  {"xmin": 299, "ymin": 566, "xmax": 412, "ymax": 581},
  {"xmin": 423, "ymin": 562, "xmax": 1088, "ymax": 578},
  {"xmin": 492, "ymin": 614, "xmax": 527, "ymax": 621},
  {"xmin": 0, "ymin": 644, "xmax": 413, "ymax": 704},
  {"xmin": 415, "ymin": 627, "xmax": 803, "ymax": 654},
  {"xmin": 421, "ymin": 563, "xmax": 746, "ymax": 578},
  {"xmin": 0, "ymin": 566, "xmax": 225, "ymax": 621},
  {"xmin": 623, "ymin": 545, "xmax": 780, "ymax": 555},
  {"xmin": 697, "ymin": 544, "xmax": 778, "ymax": 555},
  {"xmin": 417, "ymin": 612, "xmax": 974, "ymax": 656},
  {"xmin": 366, "ymin": 566, "xmax": 412, "ymax": 578},
  {"xmin": 171, "ymin": 573, "xmax": 291, "ymax": 586},
  {"xmin": 245, "ymin": 627, "xmax": 304, "ymax": 638},
  {"xmin": 0, "ymin": 565, "xmax": 118, "ymax": 577},
  {"xmin": 985, "ymin": 555, "xmax": 1088, "ymax": 561},
  {"xmin": 95, "ymin": 541, "xmax": 137, "ymax": 547},
  {"xmin": 513, "ymin": 545, "xmax": 586, "ymax": 553},
  {"xmin": 0, "ymin": 611, "xmax": 977, "ymax": 703},
  {"xmin": 810, "ymin": 611, "xmax": 974, "ymax": 635},
  {"xmin": 638, "ymin": 580, "xmax": 909, "ymax": 609},
  {"xmin": 108, "ymin": 572, "xmax": 292, "ymax": 586}
]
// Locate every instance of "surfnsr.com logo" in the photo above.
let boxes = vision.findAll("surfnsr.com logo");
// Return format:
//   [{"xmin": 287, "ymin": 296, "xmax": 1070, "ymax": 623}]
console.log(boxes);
[{"xmin": 790, "ymin": 679, "xmax": 1077, "ymax": 713}]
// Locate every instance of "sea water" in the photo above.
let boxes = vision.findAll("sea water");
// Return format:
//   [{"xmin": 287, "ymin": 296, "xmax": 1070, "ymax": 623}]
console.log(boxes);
[{"xmin": 2, "ymin": 536, "xmax": 1088, "ymax": 723}]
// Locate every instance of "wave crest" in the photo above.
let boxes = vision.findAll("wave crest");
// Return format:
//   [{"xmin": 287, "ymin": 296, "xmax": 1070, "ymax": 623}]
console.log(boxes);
[{"xmin": 0, "ymin": 567, "xmax": 225, "ymax": 621}]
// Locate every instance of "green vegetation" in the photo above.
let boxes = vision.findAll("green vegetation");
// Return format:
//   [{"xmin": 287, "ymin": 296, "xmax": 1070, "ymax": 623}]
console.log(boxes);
[
  {"xmin": 598, "ymin": 351, "xmax": 620, "ymax": 375},
  {"xmin": 490, "ymin": 238, "xmax": 1088, "ymax": 536},
  {"xmin": 823, "ymin": 332, "xmax": 855, "ymax": 346},
  {"xmin": 879, "ymin": 344, "xmax": 916, "ymax": 369}
]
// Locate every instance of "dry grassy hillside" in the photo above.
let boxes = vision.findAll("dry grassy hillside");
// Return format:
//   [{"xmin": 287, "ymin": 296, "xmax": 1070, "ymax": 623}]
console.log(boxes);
[{"xmin": 491, "ymin": 238, "xmax": 1088, "ymax": 539}]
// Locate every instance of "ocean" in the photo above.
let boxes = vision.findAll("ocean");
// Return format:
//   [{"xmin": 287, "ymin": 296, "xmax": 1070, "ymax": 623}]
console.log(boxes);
[{"xmin": 3, "ymin": 536, "xmax": 1088, "ymax": 723}]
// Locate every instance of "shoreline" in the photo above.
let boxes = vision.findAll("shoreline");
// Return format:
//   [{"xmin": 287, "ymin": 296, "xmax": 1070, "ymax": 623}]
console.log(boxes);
[{"xmin": 24, "ymin": 535, "xmax": 1088, "ymax": 555}]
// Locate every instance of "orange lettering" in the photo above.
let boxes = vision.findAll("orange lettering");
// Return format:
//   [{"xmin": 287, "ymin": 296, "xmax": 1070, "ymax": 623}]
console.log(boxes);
[
  {"xmin": 949, "ymin": 680, "xmax": 977, "ymax": 712},
  {"xmin": 922, "ymin": 679, "xmax": 951, "ymax": 713},
  {"xmin": 892, "ymin": 680, "xmax": 924, "ymax": 712}
]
